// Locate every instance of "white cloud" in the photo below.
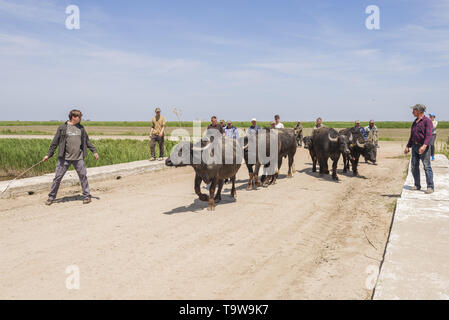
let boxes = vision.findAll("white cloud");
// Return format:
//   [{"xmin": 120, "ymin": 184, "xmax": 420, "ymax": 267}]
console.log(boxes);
[{"xmin": 0, "ymin": 0, "xmax": 63, "ymax": 24}]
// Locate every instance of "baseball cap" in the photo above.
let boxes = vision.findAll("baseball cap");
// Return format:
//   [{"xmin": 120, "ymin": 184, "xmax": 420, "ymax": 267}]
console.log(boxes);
[
  {"xmin": 251, "ymin": 118, "xmax": 257, "ymax": 122},
  {"xmin": 429, "ymin": 113, "xmax": 436, "ymax": 117},
  {"xmin": 155, "ymin": 107, "xmax": 161, "ymax": 112}
]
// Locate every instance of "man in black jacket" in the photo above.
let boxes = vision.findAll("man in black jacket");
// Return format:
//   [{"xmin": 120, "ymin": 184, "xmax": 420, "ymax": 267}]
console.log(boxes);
[{"xmin": 42, "ymin": 109, "xmax": 99, "ymax": 205}]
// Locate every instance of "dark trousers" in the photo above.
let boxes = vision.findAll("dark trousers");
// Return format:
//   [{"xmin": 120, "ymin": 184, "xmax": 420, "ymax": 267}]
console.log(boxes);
[
  {"xmin": 411, "ymin": 143, "xmax": 434, "ymax": 190},
  {"xmin": 49, "ymin": 159, "xmax": 90, "ymax": 200},
  {"xmin": 150, "ymin": 135, "xmax": 164, "ymax": 158},
  {"xmin": 430, "ymin": 134, "xmax": 437, "ymax": 157}
]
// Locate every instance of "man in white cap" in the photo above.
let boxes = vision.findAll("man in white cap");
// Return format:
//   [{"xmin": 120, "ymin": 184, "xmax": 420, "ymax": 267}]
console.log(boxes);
[{"xmin": 247, "ymin": 118, "xmax": 260, "ymax": 135}]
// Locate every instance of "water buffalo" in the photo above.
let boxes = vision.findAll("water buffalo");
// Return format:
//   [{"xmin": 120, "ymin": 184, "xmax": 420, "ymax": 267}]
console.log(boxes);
[
  {"xmin": 242, "ymin": 128, "xmax": 296, "ymax": 188},
  {"xmin": 311, "ymin": 128, "xmax": 351, "ymax": 181},
  {"xmin": 303, "ymin": 136, "xmax": 317, "ymax": 172},
  {"xmin": 261, "ymin": 128, "xmax": 297, "ymax": 186},
  {"xmin": 339, "ymin": 128, "xmax": 377, "ymax": 176},
  {"xmin": 165, "ymin": 136, "xmax": 242, "ymax": 211}
]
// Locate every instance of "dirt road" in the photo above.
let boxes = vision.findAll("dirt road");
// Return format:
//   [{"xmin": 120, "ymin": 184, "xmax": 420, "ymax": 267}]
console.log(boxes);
[{"xmin": 0, "ymin": 141, "xmax": 408, "ymax": 299}]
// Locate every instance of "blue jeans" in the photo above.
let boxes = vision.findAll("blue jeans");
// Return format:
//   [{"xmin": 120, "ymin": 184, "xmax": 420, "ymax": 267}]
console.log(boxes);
[{"xmin": 411, "ymin": 143, "xmax": 434, "ymax": 190}]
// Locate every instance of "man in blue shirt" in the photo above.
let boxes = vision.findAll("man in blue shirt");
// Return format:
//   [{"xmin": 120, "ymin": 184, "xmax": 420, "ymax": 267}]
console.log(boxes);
[
  {"xmin": 355, "ymin": 120, "xmax": 368, "ymax": 141},
  {"xmin": 224, "ymin": 121, "xmax": 240, "ymax": 139}
]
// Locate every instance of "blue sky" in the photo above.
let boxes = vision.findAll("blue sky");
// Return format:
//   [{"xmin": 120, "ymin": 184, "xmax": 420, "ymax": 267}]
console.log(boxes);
[{"xmin": 0, "ymin": 0, "xmax": 448, "ymax": 121}]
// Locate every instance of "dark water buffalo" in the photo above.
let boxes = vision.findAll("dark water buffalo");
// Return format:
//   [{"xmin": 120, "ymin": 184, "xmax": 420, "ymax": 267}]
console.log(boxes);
[
  {"xmin": 303, "ymin": 135, "xmax": 317, "ymax": 172},
  {"xmin": 242, "ymin": 128, "xmax": 296, "ymax": 189},
  {"xmin": 261, "ymin": 128, "xmax": 297, "ymax": 186},
  {"xmin": 165, "ymin": 136, "xmax": 242, "ymax": 211},
  {"xmin": 311, "ymin": 128, "xmax": 351, "ymax": 181},
  {"xmin": 339, "ymin": 128, "xmax": 377, "ymax": 176}
]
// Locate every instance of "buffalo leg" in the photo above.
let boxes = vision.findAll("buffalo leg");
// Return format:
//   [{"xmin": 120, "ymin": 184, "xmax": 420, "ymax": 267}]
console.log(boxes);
[
  {"xmin": 247, "ymin": 172, "xmax": 253, "ymax": 190},
  {"xmin": 254, "ymin": 163, "xmax": 262, "ymax": 187},
  {"xmin": 312, "ymin": 155, "xmax": 317, "ymax": 172},
  {"xmin": 332, "ymin": 155, "xmax": 340, "ymax": 181},
  {"xmin": 352, "ymin": 154, "xmax": 360, "ymax": 176},
  {"xmin": 287, "ymin": 153, "xmax": 294, "ymax": 177},
  {"xmin": 318, "ymin": 156, "xmax": 329, "ymax": 175},
  {"xmin": 194, "ymin": 174, "xmax": 209, "ymax": 201},
  {"xmin": 231, "ymin": 175, "xmax": 237, "ymax": 198},
  {"xmin": 208, "ymin": 178, "xmax": 217, "ymax": 211},
  {"xmin": 214, "ymin": 179, "xmax": 224, "ymax": 203},
  {"xmin": 343, "ymin": 154, "xmax": 348, "ymax": 173},
  {"xmin": 271, "ymin": 157, "xmax": 283, "ymax": 184},
  {"xmin": 262, "ymin": 164, "xmax": 270, "ymax": 187}
]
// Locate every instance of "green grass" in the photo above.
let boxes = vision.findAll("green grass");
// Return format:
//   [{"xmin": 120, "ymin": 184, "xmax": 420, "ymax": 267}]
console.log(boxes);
[
  {"xmin": 0, "ymin": 138, "xmax": 177, "ymax": 179},
  {"xmin": 2, "ymin": 120, "xmax": 449, "ymax": 129},
  {"xmin": 0, "ymin": 129, "xmax": 51, "ymax": 135},
  {"xmin": 437, "ymin": 140, "xmax": 449, "ymax": 158}
]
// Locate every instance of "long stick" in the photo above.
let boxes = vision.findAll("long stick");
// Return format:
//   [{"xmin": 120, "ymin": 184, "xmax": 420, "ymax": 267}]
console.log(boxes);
[{"xmin": 0, "ymin": 160, "xmax": 44, "ymax": 196}]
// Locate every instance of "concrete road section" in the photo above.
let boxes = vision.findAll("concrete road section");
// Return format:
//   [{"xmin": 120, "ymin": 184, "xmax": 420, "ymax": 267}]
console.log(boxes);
[{"xmin": 374, "ymin": 154, "xmax": 449, "ymax": 300}]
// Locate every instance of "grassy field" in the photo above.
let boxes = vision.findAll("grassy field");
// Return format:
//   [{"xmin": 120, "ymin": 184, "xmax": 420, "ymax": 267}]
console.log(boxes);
[
  {"xmin": 438, "ymin": 140, "xmax": 449, "ymax": 158},
  {"xmin": 2, "ymin": 120, "xmax": 449, "ymax": 129},
  {"xmin": 0, "ymin": 138, "xmax": 177, "ymax": 179}
]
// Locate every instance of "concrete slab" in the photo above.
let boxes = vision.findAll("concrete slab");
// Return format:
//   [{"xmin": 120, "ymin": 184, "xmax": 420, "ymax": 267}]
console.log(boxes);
[
  {"xmin": 0, "ymin": 159, "xmax": 168, "ymax": 198},
  {"xmin": 374, "ymin": 154, "xmax": 449, "ymax": 300}
]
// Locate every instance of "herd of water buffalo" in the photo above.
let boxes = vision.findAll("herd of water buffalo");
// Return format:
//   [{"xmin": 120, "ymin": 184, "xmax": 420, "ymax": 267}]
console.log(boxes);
[{"xmin": 165, "ymin": 127, "xmax": 377, "ymax": 210}]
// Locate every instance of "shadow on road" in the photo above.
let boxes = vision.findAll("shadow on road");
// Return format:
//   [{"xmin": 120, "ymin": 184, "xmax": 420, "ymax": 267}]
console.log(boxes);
[
  {"xmin": 53, "ymin": 195, "xmax": 100, "ymax": 203},
  {"xmin": 381, "ymin": 193, "xmax": 401, "ymax": 198},
  {"xmin": 162, "ymin": 196, "xmax": 237, "ymax": 215},
  {"xmin": 297, "ymin": 167, "xmax": 340, "ymax": 182}
]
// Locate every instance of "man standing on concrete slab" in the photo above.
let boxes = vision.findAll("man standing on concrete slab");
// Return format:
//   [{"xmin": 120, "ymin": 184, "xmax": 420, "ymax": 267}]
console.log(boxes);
[
  {"xmin": 42, "ymin": 109, "xmax": 99, "ymax": 205},
  {"xmin": 404, "ymin": 104, "xmax": 435, "ymax": 194},
  {"xmin": 150, "ymin": 107, "xmax": 166, "ymax": 161}
]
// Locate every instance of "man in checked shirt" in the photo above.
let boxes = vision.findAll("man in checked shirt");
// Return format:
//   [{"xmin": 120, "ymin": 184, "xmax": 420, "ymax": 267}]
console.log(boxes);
[{"xmin": 404, "ymin": 104, "xmax": 435, "ymax": 194}]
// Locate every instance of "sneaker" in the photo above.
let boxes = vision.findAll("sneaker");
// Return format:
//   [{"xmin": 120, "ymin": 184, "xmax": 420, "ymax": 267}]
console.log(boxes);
[
  {"xmin": 411, "ymin": 186, "xmax": 421, "ymax": 191},
  {"xmin": 45, "ymin": 198, "xmax": 53, "ymax": 206},
  {"xmin": 157, "ymin": 157, "xmax": 164, "ymax": 161},
  {"xmin": 425, "ymin": 188, "xmax": 434, "ymax": 194},
  {"xmin": 83, "ymin": 198, "xmax": 92, "ymax": 204},
  {"xmin": 150, "ymin": 157, "xmax": 156, "ymax": 161},
  {"xmin": 432, "ymin": 156, "xmax": 435, "ymax": 161}
]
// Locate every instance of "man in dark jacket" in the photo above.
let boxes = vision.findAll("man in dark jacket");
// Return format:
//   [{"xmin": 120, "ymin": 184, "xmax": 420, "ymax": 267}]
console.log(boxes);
[
  {"xmin": 404, "ymin": 104, "xmax": 434, "ymax": 194},
  {"xmin": 42, "ymin": 109, "xmax": 99, "ymax": 205}
]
